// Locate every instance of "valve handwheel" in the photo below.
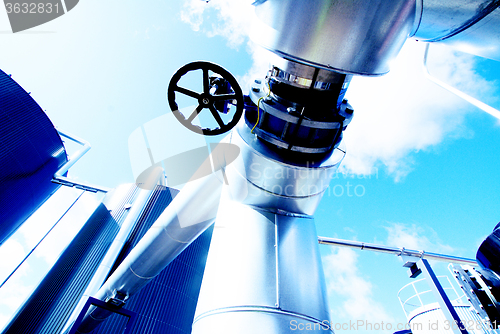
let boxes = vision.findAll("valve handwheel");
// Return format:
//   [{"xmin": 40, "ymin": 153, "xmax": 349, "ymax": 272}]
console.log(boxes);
[{"xmin": 167, "ymin": 61, "xmax": 244, "ymax": 136}]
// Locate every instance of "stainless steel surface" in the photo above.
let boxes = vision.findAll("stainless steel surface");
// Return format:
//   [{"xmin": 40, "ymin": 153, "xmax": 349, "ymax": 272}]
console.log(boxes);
[
  {"xmin": 269, "ymin": 59, "xmax": 351, "ymax": 90},
  {"xmin": 450, "ymin": 264, "xmax": 498, "ymax": 328},
  {"xmin": 192, "ymin": 201, "xmax": 278, "ymax": 311},
  {"xmin": 194, "ymin": 309, "xmax": 332, "ymax": 334},
  {"xmin": 0, "ymin": 189, "xmax": 105, "ymax": 333},
  {"xmin": 277, "ymin": 215, "xmax": 330, "ymax": 320},
  {"xmin": 251, "ymin": 0, "xmax": 416, "ymax": 75},
  {"xmin": 95, "ymin": 171, "xmax": 222, "ymax": 297},
  {"xmin": 192, "ymin": 198, "xmax": 333, "ymax": 334},
  {"xmin": 271, "ymin": 59, "xmax": 350, "ymax": 85},
  {"xmin": 235, "ymin": 122, "xmax": 344, "ymax": 194},
  {"xmin": 224, "ymin": 158, "xmax": 326, "ymax": 215},
  {"xmin": 77, "ymin": 168, "xmax": 225, "ymax": 332},
  {"xmin": 0, "ymin": 190, "xmax": 85, "ymax": 290},
  {"xmin": 224, "ymin": 123, "xmax": 345, "ymax": 215},
  {"xmin": 62, "ymin": 170, "xmax": 162, "ymax": 333},
  {"xmin": 412, "ymin": 0, "xmax": 500, "ymax": 61},
  {"xmin": 318, "ymin": 236, "xmax": 478, "ymax": 265},
  {"xmin": 423, "ymin": 44, "xmax": 500, "ymax": 120}
]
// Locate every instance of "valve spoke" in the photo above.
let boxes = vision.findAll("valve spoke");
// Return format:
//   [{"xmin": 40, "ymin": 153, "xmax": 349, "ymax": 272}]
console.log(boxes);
[
  {"xmin": 209, "ymin": 105, "xmax": 225, "ymax": 128},
  {"xmin": 212, "ymin": 93, "xmax": 237, "ymax": 101},
  {"xmin": 175, "ymin": 86, "xmax": 200, "ymax": 99},
  {"xmin": 203, "ymin": 68, "xmax": 210, "ymax": 94},
  {"xmin": 187, "ymin": 105, "xmax": 204, "ymax": 124}
]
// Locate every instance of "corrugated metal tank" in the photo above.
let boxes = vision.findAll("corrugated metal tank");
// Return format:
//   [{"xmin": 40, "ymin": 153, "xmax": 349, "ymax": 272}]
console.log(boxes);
[
  {"xmin": 92, "ymin": 186, "xmax": 214, "ymax": 334},
  {"xmin": 0, "ymin": 69, "xmax": 67, "ymax": 246},
  {"xmin": 2, "ymin": 184, "xmax": 139, "ymax": 334}
]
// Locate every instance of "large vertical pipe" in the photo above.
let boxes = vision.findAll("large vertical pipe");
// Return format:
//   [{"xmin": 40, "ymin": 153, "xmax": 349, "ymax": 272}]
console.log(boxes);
[
  {"xmin": 192, "ymin": 199, "xmax": 333, "ymax": 333},
  {"xmin": 192, "ymin": 124, "xmax": 344, "ymax": 333}
]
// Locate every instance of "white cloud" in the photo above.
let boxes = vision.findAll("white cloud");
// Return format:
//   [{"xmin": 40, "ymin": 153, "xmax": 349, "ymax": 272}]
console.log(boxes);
[
  {"xmin": 341, "ymin": 41, "xmax": 496, "ymax": 180},
  {"xmin": 181, "ymin": 0, "xmax": 273, "ymax": 91},
  {"xmin": 384, "ymin": 222, "xmax": 455, "ymax": 254},
  {"xmin": 323, "ymin": 248, "xmax": 394, "ymax": 330},
  {"xmin": 181, "ymin": 0, "xmax": 256, "ymax": 48}
]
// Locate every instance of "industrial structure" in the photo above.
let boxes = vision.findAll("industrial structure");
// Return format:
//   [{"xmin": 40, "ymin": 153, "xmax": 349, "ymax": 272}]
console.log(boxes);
[{"xmin": 1, "ymin": 1, "xmax": 500, "ymax": 333}]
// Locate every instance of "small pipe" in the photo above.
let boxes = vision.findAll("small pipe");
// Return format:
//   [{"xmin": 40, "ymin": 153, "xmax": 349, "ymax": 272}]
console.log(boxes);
[
  {"xmin": 423, "ymin": 44, "xmax": 500, "ymax": 121},
  {"xmin": 54, "ymin": 130, "xmax": 91, "ymax": 178},
  {"xmin": 53, "ymin": 130, "xmax": 109, "ymax": 193},
  {"xmin": 317, "ymin": 236, "xmax": 477, "ymax": 266}
]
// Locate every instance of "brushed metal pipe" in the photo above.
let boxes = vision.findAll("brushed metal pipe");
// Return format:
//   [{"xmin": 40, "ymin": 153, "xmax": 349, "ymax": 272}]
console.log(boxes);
[
  {"xmin": 251, "ymin": 0, "xmax": 417, "ymax": 75},
  {"xmin": 62, "ymin": 168, "xmax": 163, "ymax": 333},
  {"xmin": 75, "ymin": 169, "xmax": 225, "ymax": 333},
  {"xmin": 318, "ymin": 236, "xmax": 477, "ymax": 265}
]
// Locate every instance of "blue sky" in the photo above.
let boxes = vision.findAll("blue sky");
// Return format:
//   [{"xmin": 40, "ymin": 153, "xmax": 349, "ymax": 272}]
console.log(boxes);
[{"xmin": 1, "ymin": 0, "xmax": 500, "ymax": 333}]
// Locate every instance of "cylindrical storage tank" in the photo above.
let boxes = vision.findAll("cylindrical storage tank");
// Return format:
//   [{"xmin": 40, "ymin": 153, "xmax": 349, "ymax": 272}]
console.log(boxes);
[
  {"xmin": 2, "ymin": 184, "xmax": 139, "ymax": 334},
  {"xmin": 0, "ymin": 69, "xmax": 67, "ymax": 246}
]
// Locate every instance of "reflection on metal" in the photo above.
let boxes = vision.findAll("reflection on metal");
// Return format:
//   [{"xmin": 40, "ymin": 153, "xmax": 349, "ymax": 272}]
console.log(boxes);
[
  {"xmin": 412, "ymin": 0, "xmax": 500, "ymax": 61},
  {"xmin": 0, "ymin": 191, "xmax": 84, "ymax": 289},
  {"xmin": 268, "ymin": 58, "xmax": 352, "ymax": 92},
  {"xmin": 53, "ymin": 130, "xmax": 110, "ymax": 193},
  {"xmin": 423, "ymin": 44, "xmax": 500, "ymax": 121},
  {"xmin": 252, "ymin": 0, "xmax": 417, "ymax": 75},
  {"xmin": 317, "ymin": 236, "xmax": 478, "ymax": 266},
  {"xmin": 228, "ymin": 123, "xmax": 345, "ymax": 215},
  {"xmin": 0, "ymin": 69, "xmax": 68, "ymax": 245},
  {"xmin": 61, "ymin": 168, "xmax": 163, "ymax": 333},
  {"xmin": 192, "ymin": 199, "xmax": 333, "ymax": 333},
  {"xmin": 76, "ymin": 167, "xmax": 225, "ymax": 332},
  {"xmin": 1, "ymin": 189, "xmax": 112, "ymax": 334},
  {"xmin": 192, "ymin": 122, "xmax": 340, "ymax": 334}
]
